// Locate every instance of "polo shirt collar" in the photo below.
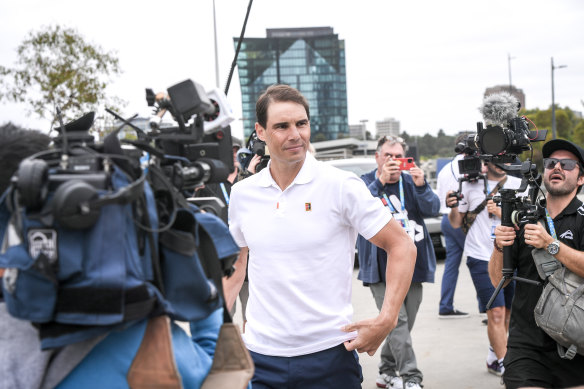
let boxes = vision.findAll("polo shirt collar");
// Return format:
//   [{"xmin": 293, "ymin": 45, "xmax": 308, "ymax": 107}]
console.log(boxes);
[
  {"xmin": 257, "ymin": 152, "xmax": 317, "ymax": 188},
  {"xmin": 555, "ymin": 195, "xmax": 584, "ymax": 220}
]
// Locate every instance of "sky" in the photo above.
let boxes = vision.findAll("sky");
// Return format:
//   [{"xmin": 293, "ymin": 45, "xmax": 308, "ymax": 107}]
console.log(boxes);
[{"xmin": 1, "ymin": 0, "xmax": 583, "ymax": 141}]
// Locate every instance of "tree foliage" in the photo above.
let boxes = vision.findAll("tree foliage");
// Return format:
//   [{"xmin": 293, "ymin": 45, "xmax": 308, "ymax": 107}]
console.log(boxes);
[{"xmin": 0, "ymin": 25, "xmax": 123, "ymax": 125}]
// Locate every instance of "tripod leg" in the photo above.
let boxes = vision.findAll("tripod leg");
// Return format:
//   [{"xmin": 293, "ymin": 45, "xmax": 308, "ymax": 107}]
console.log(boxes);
[{"xmin": 486, "ymin": 277, "xmax": 508, "ymax": 310}]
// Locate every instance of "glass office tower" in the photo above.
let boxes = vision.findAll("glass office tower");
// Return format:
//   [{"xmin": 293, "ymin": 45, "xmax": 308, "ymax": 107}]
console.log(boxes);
[{"xmin": 234, "ymin": 27, "xmax": 348, "ymax": 141}]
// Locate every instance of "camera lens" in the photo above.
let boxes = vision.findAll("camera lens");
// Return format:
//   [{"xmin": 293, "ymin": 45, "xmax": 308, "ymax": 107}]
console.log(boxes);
[{"xmin": 479, "ymin": 126, "xmax": 509, "ymax": 155}]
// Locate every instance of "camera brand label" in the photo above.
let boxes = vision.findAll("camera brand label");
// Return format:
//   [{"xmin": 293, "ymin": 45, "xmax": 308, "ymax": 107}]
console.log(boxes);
[{"xmin": 27, "ymin": 229, "xmax": 58, "ymax": 263}]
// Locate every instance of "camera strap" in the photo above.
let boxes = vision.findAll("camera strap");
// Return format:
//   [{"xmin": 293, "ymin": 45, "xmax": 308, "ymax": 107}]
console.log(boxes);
[{"xmin": 462, "ymin": 177, "xmax": 506, "ymax": 234}]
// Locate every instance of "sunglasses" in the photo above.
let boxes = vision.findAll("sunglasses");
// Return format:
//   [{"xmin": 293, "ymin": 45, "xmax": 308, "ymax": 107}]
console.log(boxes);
[{"xmin": 543, "ymin": 158, "xmax": 582, "ymax": 171}]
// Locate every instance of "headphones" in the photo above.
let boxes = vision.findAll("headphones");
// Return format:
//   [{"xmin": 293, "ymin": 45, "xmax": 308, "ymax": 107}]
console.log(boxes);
[{"xmin": 15, "ymin": 157, "xmax": 145, "ymax": 230}]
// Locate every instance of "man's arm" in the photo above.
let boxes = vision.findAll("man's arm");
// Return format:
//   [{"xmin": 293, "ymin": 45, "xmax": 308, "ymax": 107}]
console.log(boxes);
[
  {"xmin": 222, "ymin": 247, "xmax": 248, "ymax": 312},
  {"xmin": 523, "ymin": 223, "xmax": 584, "ymax": 278},
  {"xmin": 342, "ymin": 218, "xmax": 416, "ymax": 355}
]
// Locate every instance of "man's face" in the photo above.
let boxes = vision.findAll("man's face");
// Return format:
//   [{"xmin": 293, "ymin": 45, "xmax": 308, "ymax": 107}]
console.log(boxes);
[
  {"xmin": 543, "ymin": 150, "xmax": 584, "ymax": 196},
  {"xmin": 486, "ymin": 162, "xmax": 506, "ymax": 179},
  {"xmin": 375, "ymin": 142, "xmax": 405, "ymax": 184},
  {"xmin": 255, "ymin": 101, "xmax": 310, "ymax": 167}
]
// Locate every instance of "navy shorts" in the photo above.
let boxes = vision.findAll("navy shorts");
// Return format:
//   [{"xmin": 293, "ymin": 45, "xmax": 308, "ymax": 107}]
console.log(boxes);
[
  {"xmin": 467, "ymin": 255, "xmax": 515, "ymax": 312},
  {"xmin": 249, "ymin": 343, "xmax": 363, "ymax": 389},
  {"xmin": 504, "ymin": 346, "xmax": 584, "ymax": 388}
]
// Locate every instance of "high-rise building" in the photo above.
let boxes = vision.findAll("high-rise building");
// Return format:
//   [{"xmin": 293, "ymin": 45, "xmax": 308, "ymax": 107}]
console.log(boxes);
[
  {"xmin": 484, "ymin": 85, "xmax": 526, "ymax": 110},
  {"xmin": 375, "ymin": 117, "xmax": 400, "ymax": 138},
  {"xmin": 234, "ymin": 27, "xmax": 348, "ymax": 141},
  {"xmin": 349, "ymin": 123, "xmax": 367, "ymax": 139}
]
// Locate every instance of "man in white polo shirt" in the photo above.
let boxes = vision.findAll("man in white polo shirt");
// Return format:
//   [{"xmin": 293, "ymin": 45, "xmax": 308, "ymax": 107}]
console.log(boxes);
[{"xmin": 225, "ymin": 84, "xmax": 417, "ymax": 388}]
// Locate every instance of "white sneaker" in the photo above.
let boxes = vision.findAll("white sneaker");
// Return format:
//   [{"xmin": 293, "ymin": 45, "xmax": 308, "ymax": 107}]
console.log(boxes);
[
  {"xmin": 376, "ymin": 373, "xmax": 403, "ymax": 389},
  {"xmin": 388, "ymin": 376, "xmax": 403, "ymax": 389},
  {"xmin": 404, "ymin": 381, "xmax": 422, "ymax": 389}
]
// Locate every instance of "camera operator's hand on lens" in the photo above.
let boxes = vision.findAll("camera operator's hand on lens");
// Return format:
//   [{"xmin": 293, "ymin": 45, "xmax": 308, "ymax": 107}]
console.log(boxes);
[
  {"xmin": 494, "ymin": 225, "xmax": 516, "ymax": 248},
  {"xmin": 523, "ymin": 223, "xmax": 553, "ymax": 249},
  {"xmin": 486, "ymin": 199, "xmax": 501, "ymax": 219},
  {"xmin": 379, "ymin": 157, "xmax": 400, "ymax": 185},
  {"xmin": 247, "ymin": 154, "xmax": 262, "ymax": 174},
  {"xmin": 409, "ymin": 164, "xmax": 425, "ymax": 187}
]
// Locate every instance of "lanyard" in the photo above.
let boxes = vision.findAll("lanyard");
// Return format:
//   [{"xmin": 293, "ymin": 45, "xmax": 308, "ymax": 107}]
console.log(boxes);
[
  {"xmin": 219, "ymin": 182, "xmax": 230, "ymax": 205},
  {"xmin": 545, "ymin": 208, "xmax": 557, "ymax": 239},
  {"xmin": 381, "ymin": 176, "xmax": 405, "ymax": 213}
]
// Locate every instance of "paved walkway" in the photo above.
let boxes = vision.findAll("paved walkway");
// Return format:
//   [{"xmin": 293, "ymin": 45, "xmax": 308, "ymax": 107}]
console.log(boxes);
[{"xmin": 232, "ymin": 259, "xmax": 506, "ymax": 388}]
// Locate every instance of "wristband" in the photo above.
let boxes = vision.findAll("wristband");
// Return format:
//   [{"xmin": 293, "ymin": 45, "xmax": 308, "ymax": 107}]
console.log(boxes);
[{"xmin": 493, "ymin": 239, "xmax": 504, "ymax": 253}]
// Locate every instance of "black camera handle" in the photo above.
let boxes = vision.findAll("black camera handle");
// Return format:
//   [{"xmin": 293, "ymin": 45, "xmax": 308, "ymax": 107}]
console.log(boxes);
[{"xmin": 486, "ymin": 186, "xmax": 541, "ymax": 309}]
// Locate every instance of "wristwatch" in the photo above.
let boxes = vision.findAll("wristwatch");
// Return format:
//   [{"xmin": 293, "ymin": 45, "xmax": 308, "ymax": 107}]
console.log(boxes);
[{"xmin": 547, "ymin": 240, "xmax": 560, "ymax": 256}]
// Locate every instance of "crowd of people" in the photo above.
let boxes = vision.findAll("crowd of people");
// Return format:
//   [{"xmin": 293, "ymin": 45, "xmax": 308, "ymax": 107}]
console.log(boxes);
[{"xmin": 1, "ymin": 84, "xmax": 584, "ymax": 389}]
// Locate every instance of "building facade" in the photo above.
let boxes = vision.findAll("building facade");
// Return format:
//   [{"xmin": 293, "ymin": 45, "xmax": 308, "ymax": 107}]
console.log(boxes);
[
  {"xmin": 375, "ymin": 117, "xmax": 400, "ymax": 137},
  {"xmin": 234, "ymin": 27, "xmax": 348, "ymax": 141}
]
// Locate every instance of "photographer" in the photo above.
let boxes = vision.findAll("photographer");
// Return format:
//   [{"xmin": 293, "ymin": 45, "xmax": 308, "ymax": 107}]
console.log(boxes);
[
  {"xmin": 357, "ymin": 135, "xmax": 440, "ymax": 389},
  {"xmin": 0, "ymin": 123, "xmax": 234, "ymax": 388},
  {"xmin": 490, "ymin": 139, "xmax": 584, "ymax": 388},
  {"xmin": 436, "ymin": 134, "xmax": 473, "ymax": 319},
  {"xmin": 447, "ymin": 161, "xmax": 522, "ymax": 376}
]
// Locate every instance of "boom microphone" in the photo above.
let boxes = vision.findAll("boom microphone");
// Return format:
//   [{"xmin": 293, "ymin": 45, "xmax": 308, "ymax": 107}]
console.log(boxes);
[{"xmin": 479, "ymin": 92, "xmax": 520, "ymax": 127}]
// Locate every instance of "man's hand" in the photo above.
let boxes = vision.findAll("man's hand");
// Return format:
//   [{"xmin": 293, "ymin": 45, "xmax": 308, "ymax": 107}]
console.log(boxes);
[
  {"xmin": 493, "ymin": 225, "xmax": 516, "ymax": 248},
  {"xmin": 409, "ymin": 164, "xmax": 425, "ymax": 187},
  {"xmin": 378, "ymin": 157, "xmax": 400, "ymax": 185},
  {"xmin": 486, "ymin": 199, "xmax": 501, "ymax": 219},
  {"xmin": 445, "ymin": 190, "xmax": 459, "ymax": 208},
  {"xmin": 523, "ymin": 222, "xmax": 553, "ymax": 250},
  {"xmin": 341, "ymin": 315, "xmax": 395, "ymax": 355},
  {"xmin": 247, "ymin": 154, "xmax": 262, "ymax": 174}
]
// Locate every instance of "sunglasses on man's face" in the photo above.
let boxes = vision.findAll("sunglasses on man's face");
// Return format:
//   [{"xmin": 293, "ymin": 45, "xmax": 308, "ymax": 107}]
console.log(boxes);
[{"xmin": 543, "ymin": 158, "xmax": 582, "ymax": 171}]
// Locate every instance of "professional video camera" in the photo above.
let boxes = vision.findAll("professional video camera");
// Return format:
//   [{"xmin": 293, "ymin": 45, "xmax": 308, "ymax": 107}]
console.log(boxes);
[
  {"xmin": 457, "ymin": 92, "xmax": 548, "ymax": 164},
  {"xmin": 143, "ymin": 79, "xmax": 235, "ymax": 191},
  {"xmin": 460, "ymin": 92, "xmax": 550, "ymax": 309}
]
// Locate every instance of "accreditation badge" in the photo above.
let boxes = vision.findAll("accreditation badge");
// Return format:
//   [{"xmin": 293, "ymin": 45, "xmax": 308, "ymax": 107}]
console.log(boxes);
[{"xmin": 393, "ymin": 212, "xmax": 414, "ymax": 241}]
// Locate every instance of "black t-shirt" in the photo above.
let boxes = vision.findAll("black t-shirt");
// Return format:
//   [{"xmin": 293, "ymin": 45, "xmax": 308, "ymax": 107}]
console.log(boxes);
[{"xmin": 508, "ymin": 195, "xmax": 584, "ymax": 351}]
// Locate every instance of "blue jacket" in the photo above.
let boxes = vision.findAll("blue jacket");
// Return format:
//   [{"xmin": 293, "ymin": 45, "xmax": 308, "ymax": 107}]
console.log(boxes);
[
  {"xmin": 357, "ymin": 170, "xmax": 440, "ymax": 284},
  {"xmin": 57, "ymin": 308, "xmax": 224, "ymax": 389}
]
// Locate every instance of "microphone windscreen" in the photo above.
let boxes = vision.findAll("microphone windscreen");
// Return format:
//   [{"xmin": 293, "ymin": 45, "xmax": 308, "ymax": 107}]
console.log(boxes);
[{"xmin": 479, "ymin": 92, "xmax": 519, "ymax": 127}]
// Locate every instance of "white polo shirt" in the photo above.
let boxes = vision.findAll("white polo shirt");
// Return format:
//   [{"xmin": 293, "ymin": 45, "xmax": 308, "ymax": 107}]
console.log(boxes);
[{"xmin": 228, "ymin": 153, "xmax": 391, "ymax": 357}]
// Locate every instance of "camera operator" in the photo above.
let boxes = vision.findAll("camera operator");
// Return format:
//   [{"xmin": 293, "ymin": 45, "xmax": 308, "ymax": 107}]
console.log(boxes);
[
  {"xmin": 490, "ymin": 139, "xmax": 584, "ymax": 388},
  {"xmin": 437, "ymin": 134, "xmax": 473, "ymax": 319},
  {"xmin": 447, "ymin": 160, "xmax": 523, "ymax": 376},
  {"xmin": 0, "ymin": 123, "xmax": 236, "ymax": 388},
  {"xmin": 357, "ymin": 135, "xmax": 440, "ymax": 389}
]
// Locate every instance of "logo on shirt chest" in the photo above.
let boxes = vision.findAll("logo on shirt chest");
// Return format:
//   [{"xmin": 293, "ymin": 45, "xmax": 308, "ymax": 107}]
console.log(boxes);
[
  {"xmin": 559, "ymin": 230, "xmax": 573, "ymax": 240},
  {"xmin": 305, "ymin": 202, "xmax": 312, "ymax": 211}
]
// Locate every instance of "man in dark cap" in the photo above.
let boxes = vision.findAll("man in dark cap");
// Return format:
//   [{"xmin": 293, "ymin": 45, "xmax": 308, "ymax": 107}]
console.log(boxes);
[{"xmin": 490, "ymin": 139, "xmax": 584, "ymax": 388}]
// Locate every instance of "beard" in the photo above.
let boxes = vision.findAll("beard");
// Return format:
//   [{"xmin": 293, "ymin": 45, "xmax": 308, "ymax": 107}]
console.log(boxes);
[
  {"xmin": 486, "ymin": 163, "xmax": 506, "ymax": 179},
  {"xmin": 543, "ymin": 174, "xmax": 579, "ymax": 197}
]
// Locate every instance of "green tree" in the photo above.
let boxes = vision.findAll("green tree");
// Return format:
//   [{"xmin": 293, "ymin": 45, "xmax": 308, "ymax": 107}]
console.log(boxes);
[{"xmin": 0, "ymin": 25, "xmax": 123, "ymax": 125}]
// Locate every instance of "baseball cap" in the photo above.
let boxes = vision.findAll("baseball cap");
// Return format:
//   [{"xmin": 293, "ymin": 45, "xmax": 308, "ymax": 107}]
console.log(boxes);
[{"xmin": 542, "ymin": 139, "xmax": 584, "ymax": 168}]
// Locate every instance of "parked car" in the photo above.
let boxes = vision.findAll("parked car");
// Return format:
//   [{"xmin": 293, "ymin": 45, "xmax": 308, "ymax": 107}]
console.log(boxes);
[{"xmin": 324, "ymin": 158, "xmax": 446, "ymax": 265}]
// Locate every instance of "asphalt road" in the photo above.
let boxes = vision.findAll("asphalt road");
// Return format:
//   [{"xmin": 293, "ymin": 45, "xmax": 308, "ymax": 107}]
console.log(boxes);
[{"xmin": 232, "ymin": 258, "xmax": 506, "ymax": 389}]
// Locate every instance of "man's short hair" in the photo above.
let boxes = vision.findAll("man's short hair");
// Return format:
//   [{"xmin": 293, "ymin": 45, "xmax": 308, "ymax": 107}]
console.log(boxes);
[
  {"xmin": 376, "ymin": 135, "xmax": 409, "ymax": 153},
  {"xmin": 256, "ymin": 84, "xmax": 310, "ymax": 129},
  {"xmin": 0, "ymin": 123, "xmax": 51, "ymax": 193}
]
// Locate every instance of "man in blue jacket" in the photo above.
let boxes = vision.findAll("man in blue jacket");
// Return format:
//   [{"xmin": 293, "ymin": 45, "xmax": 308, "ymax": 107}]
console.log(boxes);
[
  {"xmin": 0, "ymin": 123, "xmax": 244, "ymax": 389},
  {"xmin": 357, "ymin": 135, "xmax": 440, "ymax": 389}
]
